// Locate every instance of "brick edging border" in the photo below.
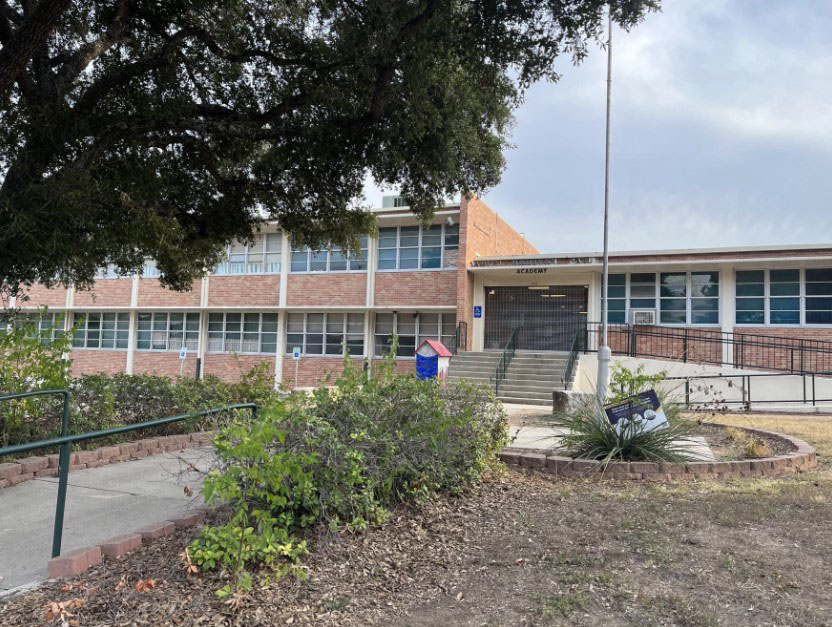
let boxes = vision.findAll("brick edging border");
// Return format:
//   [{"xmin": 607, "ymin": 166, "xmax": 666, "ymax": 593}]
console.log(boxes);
[
  {"xmin": 0, "ymin": 432, "xmax": 214, "ymax": 489},
  {"xmin": 499, "ymin": 421, "xmax": 817, "ymax": 481},
  {"xmin": 47, "ymin": 509, "xmax": 210, "ymax": 578}
]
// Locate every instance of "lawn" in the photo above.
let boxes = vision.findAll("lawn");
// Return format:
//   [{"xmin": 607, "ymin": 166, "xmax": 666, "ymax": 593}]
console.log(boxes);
[{"xmin": 2, "ymin": 412, "xmax": 831, "ymax": 626}]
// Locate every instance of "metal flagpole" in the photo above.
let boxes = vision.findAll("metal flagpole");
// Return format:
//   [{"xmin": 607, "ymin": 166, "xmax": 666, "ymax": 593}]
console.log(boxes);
[{"xmin": 596, "ymin": 6, "xmax": 613, "ymax": 402}]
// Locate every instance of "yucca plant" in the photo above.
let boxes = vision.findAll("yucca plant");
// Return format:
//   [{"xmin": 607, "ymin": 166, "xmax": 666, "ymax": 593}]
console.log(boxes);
[{"xmin": 553, "ymin": 395, "xmax": 698, "ymax": 467}]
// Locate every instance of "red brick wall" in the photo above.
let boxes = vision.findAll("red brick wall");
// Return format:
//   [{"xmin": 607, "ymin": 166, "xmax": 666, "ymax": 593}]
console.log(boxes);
[
  {"xmin": 374, "ymin": 271, "xmax": 456, "ymax": 307},
  {"xmin": 133, "ymin": 352, "xmax": 200, "ymax": 378},
  {"xmin": 138, "ymin": 278, "xmax": 202, "ymax": 307},
  {"xmin": 70, "ymin": 350, "xmax": 128, "ymax": 376},
  {"xmin": 280, "ymin": 356, "xmax": 414, "ymax": 388},
  {"xmin": 202, "ymin": 354, "xmax": 276, "ymax": 381},
  {"xmin": 287, "ymin": 274, "xmax": 366, "ymax": 306},
  {"xmin": 73, "ymin": 279, "xmax": 133, "ymax": 308},
  {"xmin": 455, "ymin": 196, "xmax": 538, "ymax": 349},
  {"xmin": 18, "ymin": 283, "xmax": 68, "ymax": 308},
  {"xmin": 207, "ymin": 276, "xmax": 278, "ymax": 307}
]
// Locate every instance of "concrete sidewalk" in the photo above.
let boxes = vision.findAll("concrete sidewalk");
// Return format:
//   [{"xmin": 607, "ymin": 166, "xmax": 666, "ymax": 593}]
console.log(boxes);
[{"xmin": 0, "ymin": 449, "xmax": 209, "ymax": 592}]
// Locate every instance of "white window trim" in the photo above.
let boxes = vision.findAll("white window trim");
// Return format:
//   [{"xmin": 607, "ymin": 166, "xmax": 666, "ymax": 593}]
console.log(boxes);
[
  {"xmin": 734, "ymin": 268, "xmax": 832, "ymax": 328},
  {"xmin": 207, "ymin": 312, "xmax": 279, "ymax": 354},
  {"xmin": 136, "ymin": 312, "xmax": 201, "ymax": 352},
  {"xmin": 376, "ymin": 224, "xmax": 459, "ymax": 272},
  {"xmin": 285, "ymin": 312, "xmax": 366, "ymax": 357},
  {"xmin": 1, "ymin": 312, "xmax": 67, "ymax": 344},
  {"xmin": 373, "ymin": 312, "xmax": 457, "ymax": 358},
  {"xmin": 213, "ymin": 232, "xmax": 283, "ymax": 277},
  {"xmin": 73, "ymin": 312, "xmax": 131, "ymax": 351}
]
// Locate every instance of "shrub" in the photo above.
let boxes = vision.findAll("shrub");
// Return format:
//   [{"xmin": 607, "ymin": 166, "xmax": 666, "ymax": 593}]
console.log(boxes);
[
  {"xmin": 724, "ymin": 426, "xmax": 748, "ymax": 442},
  {"xmin": 607, "ymin": 362, "xmax": 667, "ymax": 404},
  {"xmin": 743, "ymin": 437, "xmax": 771, "ymax": 458},
  {"xmin": 189, "ymin": 356, "xmax": 507, "ymax": 585}
]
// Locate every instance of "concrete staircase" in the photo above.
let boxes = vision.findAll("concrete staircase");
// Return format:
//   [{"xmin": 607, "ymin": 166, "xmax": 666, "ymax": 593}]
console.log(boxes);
[{"xmin": 447, "ymin": 351, "xmax": 573, "ymax": 406}]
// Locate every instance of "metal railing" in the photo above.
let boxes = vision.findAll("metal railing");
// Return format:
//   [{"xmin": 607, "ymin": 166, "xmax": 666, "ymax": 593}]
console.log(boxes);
[
  {"xmin": 665, "ymin": 372, "xmax": 832, "ymax": 408},
  {"xmin": 0, "ymin": 391, "xmax": 257, "ymax": 558},
  {"xmin": 561, "ymin": 323, "xmax": 587, "ymax": 386},
  {"xmin": 452, "ymin": 321, "xmax": 468, "ymax": 355},
  {"xmin": 582, "ymin": 322, "xmax": 832, "ymax": 374},
  {"xmin": 492, "ymin": 326, "xmax": 519, "ymax": 396}
]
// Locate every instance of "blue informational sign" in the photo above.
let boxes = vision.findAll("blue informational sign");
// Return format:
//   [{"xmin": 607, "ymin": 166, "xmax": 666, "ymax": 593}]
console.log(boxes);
[
  {"xmin": 473, "ymin": 305, "xmax": 482, "ymax": 318},
  {"xmin": 604, "ymin": 389, "xmax": 668, "ymax": 434}
]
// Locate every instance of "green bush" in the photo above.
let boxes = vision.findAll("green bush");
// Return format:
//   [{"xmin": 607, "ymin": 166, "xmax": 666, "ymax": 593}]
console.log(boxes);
[{"xmin": 189, "ymin": 356, "xmax": 508, "ymax": 584}]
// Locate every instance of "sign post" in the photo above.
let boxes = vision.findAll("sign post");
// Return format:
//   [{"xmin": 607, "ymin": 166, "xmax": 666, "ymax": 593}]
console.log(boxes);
[
  {"xmin": 178, "ymin": 346, "xmax": 187, "ymax": 378},
  {"xmin": 292, "ymin": 347, "xmax": 301, "ymax": 389}
]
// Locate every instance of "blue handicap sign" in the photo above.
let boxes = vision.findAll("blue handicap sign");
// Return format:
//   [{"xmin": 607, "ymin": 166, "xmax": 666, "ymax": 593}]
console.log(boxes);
[{"xmin": 473, "ymin": 306, "xmax": 482, "ymax": 318}]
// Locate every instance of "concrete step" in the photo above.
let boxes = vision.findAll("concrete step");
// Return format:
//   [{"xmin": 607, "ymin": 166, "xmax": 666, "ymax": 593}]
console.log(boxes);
[
  {"xmin": 494, "ymin": 389, "xmax": 553, "ymax": 400},
  {"xmin": 497, "ymin": 396, "xmax": 552, "ymax": 407}
]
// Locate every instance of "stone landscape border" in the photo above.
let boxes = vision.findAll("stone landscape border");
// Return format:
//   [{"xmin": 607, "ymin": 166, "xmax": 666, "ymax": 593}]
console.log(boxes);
[
  {"xmin": 499, "ymin": 422, "xmax": 817, "ymax": 480},
  {"xmin": 0, "ymin": 432, "xmax": 213, "ymax": 489}
]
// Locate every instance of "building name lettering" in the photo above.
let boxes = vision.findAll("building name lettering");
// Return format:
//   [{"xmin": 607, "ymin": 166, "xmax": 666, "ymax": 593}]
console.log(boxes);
[{"xmin": 516, "ymin": 268, "xmax": 548, "ymax": 274}]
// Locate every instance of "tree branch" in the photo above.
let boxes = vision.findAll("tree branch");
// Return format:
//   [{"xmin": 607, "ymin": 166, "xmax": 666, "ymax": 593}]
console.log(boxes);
[{"xmin": 0, "ymin": 0, "xmax": 71, "ymax": 96}]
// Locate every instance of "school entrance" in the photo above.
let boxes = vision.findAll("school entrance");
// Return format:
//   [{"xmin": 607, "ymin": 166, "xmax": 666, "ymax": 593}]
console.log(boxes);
[{"xmin": 483, "ymin": 285, "xmax": 588, "ymax": 351}]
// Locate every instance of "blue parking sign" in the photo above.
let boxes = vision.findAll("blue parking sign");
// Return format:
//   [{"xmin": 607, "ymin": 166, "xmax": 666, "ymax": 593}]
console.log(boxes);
[{"xmin": 473, "ymin": 305, "xmax": 482, "ymax": 318}]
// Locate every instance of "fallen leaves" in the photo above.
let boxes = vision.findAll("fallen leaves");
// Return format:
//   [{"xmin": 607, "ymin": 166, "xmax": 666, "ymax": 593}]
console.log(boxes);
[
  {"xmin": 44, "ymin": 597, "xmax": 85, "ymax": 624},
  {"xmin": 134, "ymin": 578, "xmax": 157, "ymax": 593}
]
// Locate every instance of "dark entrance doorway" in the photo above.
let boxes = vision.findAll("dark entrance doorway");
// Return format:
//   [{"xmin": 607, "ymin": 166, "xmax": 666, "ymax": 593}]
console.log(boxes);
[{"xmin": 484, "ymin": 285, "xmax": 588, "ymax": 351}]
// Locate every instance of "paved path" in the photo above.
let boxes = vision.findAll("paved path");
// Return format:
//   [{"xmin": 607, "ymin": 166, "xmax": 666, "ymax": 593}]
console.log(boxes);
[{"xmin": 0, "ymin": 449, "xmax": 209, "ymax": 592}]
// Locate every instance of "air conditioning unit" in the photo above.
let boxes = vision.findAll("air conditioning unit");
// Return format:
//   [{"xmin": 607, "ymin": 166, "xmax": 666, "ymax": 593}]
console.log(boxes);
[{"xmin": 629, "ymin": 309, "xmax": 657, "ymax": 325}]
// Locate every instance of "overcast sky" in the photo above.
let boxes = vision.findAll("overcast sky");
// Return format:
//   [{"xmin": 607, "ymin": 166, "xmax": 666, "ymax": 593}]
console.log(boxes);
[{"xmin": 364, "ymin": 1, "xmax": 832, "ymax": 254}]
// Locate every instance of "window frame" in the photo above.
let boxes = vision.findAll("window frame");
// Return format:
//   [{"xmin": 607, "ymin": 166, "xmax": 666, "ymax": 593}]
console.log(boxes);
[
  {"xmin": 290, "ymin": 235, "xmax": 369, "ymax": 274},
  {"xmin": 373, "ymin": 312, "xmax": 457, "ymax": 358},
  {"xmin": 1, "ymin": 312, "xmax": 66, "ymax": 344},
  {"xmin": 213, "ymin": 232, "xmax": 283, "ymax": 276},
  {"xmin": 206, "ymin": 312, "xmax": 278, "ymax": 354},
  {"xmin": 376, "ymin": 224, "xmax": 459, "ymax": 272},
  {"xmin": 285, "ymin": 312, "xmax": 366, "ymax": 356},
  {"xmin": 601, "ymin": 271, "xmax": 720, "ymax": 326},
  {"xmin": 72, "ymin": 312, "xmax": 130, "ymax": 350},
  {"xmin": 136, "ymin": 312, "xmax": 201, "ymax": 352},
  {"xmin": 734, "ymin": 268, "xmax": 832, "ymax": 328}
]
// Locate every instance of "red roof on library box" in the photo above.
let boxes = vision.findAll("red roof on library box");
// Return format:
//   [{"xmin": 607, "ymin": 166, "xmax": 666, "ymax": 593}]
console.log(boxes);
[{"xmin": 417, "ymin": 339, "xmax": 453, "ymax": 358}]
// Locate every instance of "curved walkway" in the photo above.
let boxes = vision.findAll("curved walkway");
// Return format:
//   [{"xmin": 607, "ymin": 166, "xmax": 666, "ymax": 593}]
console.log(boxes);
[{"xmin": 0, "ymin": 449, "xmax": 208, "ymax": 593}]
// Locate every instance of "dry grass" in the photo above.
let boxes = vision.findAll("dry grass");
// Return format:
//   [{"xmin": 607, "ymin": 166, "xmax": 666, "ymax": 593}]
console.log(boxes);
[{"xmin": 695, "ymin": 411, "xmax": 832, "ymax": 457}]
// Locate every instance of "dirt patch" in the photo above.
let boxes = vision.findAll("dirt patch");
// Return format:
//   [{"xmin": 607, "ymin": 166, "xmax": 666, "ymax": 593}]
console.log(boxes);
[
  {"xmin": 4, "ymin": 448, "xmax": 832, "ymax": 626},
  {"xmin": 692, "ymin": 422, "xmax": 793, "ymax": 461}
]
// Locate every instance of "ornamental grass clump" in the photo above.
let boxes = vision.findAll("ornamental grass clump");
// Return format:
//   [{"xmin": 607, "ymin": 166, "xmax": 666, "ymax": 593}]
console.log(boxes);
[{"xmin": 555, "ymin": 396, "xmax": 698, "ymax": 466}]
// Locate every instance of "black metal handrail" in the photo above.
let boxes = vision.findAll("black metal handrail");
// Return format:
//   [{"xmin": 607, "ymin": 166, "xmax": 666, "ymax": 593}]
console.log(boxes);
[
  {"xmin": 664, "ymin": 371, "xmax": 832, "ymax": 408},
  {"xmin": 492, "ymin": 326, "xmax": 519, "ymax": 396},
  {"xmin": 581, "ymin": 322, "xmax": 832, "ymax": 374},
  {"xmin": 561, "ymin": 323, "xmax": 587, "ymax": 386},
  {"xmin": 452, "ymin": 321, "xmax": 468, "ymax": 354},
  {"xmin": 0, "ymin": 393, "xmax": 257, "ymax": 558}
]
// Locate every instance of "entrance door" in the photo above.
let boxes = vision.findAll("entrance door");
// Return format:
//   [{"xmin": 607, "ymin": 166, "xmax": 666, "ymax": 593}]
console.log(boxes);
[{"xmin": 483, "ymin": 285, "xmax": 588, "ymax": 351}]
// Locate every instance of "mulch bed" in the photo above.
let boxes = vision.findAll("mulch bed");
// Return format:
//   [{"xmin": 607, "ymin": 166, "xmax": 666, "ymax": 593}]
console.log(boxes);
[
  {"xmin": 3, "ymin": 460, "xmax": 831, "ymax": 626},
  {"xmin": 693, "ymin": 421, "xmax": 793, "ymax": 460}
]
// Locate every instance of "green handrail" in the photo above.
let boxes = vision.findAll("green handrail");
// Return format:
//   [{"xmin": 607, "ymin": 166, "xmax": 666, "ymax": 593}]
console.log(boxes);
[
  {"xmin": 492, "ymin": 326, "xmax": 520, "ymax": 397},
  {"xmin": 562, "ymin": 323, "xmax": 587, "ymax": 386},
  {"xmin": 0, "ymin": 393, "xmax": 257, "ymax": 558}
]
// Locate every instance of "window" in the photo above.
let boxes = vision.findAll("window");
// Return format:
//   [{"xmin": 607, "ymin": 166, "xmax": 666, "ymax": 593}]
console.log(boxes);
[
  {"xmin": 770, "ymin": 269, "xmax": 800, "ymax": 325},
  {"xmin": 207, "ymin": 312, "xmax": 277, "ymax": 353},
  {"xmin": 376, "ymin": 224, "xmax": 459, "ymax": 271},
  {"xmin": 806, "ymin": 268, "xmax": 832, "ymax": 324},
  {"xmin": 736, "ymin": 270, "xmax": 765, "ymax": 324},
  {"xmin": 660, "ymin": 273, "xmax": 688, "ymax": 324},
  {"xmin": 606, "ymin": 274, "xmax": 626, "ymax": 323},
  {"xmin": 374, "ymin": 312, "xmax": 456, "ymax": 357},
  {"xmin": 213, "ymin": 232, "xmax": 282, "ymax": 275},
  {"xmin": 95, "ymin": 264, "xmax": 125, "ymax": 279},
  {"xmin": 290, "ymin": 236, "xmax": 368, "ymax": 273},
  {"xmin": 73, "ymin": 313, "xmax": 130, "ymax": 349},
  {"xmin": 629, "ymin": 273, "xmax": 657, "ymax": 308},
  {"xmin": 286, "ymin": 313, "xmax": 365, "ymax": 355},
  {"xmin": 690, "ymin": 272, "xmax": 719, "ymax": 324},
  {"xmin": 137, "ymin": 312, "xmax": 200, "ymax": 351},
  {"xmin": 1, "ymin": 312, "xmax": 65, "ymax": 343},
  {"xmin": 736, "ymin": 269, "xmax": 801, "ymax": 325},
  {"xmin": 142, "ymin": 260, "xmax": 160, "ymax": 278}
]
